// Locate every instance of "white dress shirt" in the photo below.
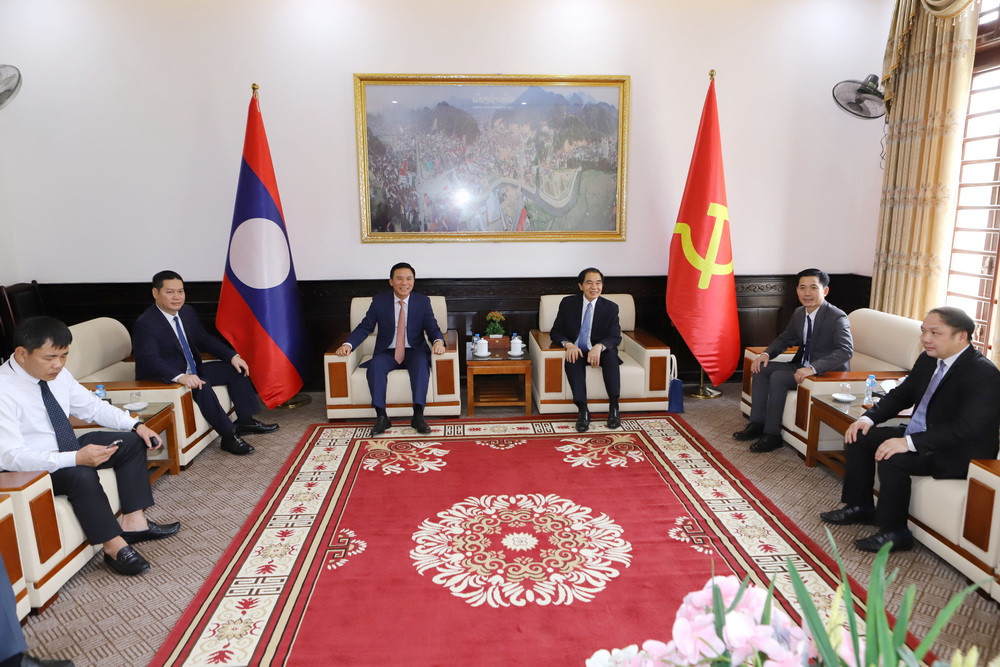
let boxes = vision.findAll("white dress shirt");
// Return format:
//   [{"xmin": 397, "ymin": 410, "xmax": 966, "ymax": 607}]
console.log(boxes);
[{"xmin": 0, "ymin": 358, "xmax": 138, "ymax": 472}]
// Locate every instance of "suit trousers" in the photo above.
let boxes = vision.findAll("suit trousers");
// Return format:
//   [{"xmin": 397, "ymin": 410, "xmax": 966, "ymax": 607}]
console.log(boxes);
[
  {"xmin": 0, "ymin": 554, "xmax": 27, "ymax": 663},
  {"xmin": 49, "ymin": 431, "xmax": 154, "ymax": 545},
  {"xmin": 365, "ymin": 348, "xmax": 431, "ymax": 409},
  {"xmin": 841, "ymin": 425, "xmax": 935, "ymax": 531},
  {"xmin": 564, "ymin": 346, "xmax": 621, "ymax": 409},
  {"xmin": 749, "ymin": 361, "xmax": 799, "ymax": 435},
  {"xmin": 193, "ymin": 361, "xmax": 261, "ymax": 435}
]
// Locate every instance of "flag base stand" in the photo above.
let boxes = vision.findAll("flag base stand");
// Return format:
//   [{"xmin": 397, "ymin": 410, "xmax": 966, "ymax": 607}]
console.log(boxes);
[
  {"xmin": 684, "ymin": 369, "xmax": 722, "ymax": 399},
  {"xmin": 276, "ymin": 393, "xmax": 312, "ymax": 409}
]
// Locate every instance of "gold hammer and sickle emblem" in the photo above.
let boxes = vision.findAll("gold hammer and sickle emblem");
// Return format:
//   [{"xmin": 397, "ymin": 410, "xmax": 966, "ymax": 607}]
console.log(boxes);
[{"xmin": 673, "ymin": 202, "xmax": 733, "ymax": 289}]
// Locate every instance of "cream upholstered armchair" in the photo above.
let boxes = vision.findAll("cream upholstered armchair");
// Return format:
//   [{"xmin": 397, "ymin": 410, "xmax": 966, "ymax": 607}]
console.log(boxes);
[
  {"xmin": 324, "ymin": 296, "xmax": 461, "ymax": 419},
  {"xmin": 0, "ymin": 469, "xmax": 119, "ymax": 612},
  {"xmin": 0, "ymin": 492, "xmax": 30, "ymax": 619},
  {"xmin": 529, "ymin": 294, "xmax": 676, "ymax": 414},
  {"xmin": 64, "ymin": 317, "xmax": 234, "ymax": 468},
  {"xmin": 739, "ymin": 308, "xmax": 923, "ymax": 459}
]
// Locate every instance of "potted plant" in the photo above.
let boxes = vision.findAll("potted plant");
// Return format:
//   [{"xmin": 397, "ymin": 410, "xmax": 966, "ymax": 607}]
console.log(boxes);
[{"xmin": 485, "ymin": 311, "xmax": 506, "ymax": 337}]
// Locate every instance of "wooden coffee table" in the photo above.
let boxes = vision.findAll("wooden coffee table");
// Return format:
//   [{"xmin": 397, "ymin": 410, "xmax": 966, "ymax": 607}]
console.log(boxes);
[{"xmin": 466, "ymin": 345, "xmax": 532, "ymax": 416}]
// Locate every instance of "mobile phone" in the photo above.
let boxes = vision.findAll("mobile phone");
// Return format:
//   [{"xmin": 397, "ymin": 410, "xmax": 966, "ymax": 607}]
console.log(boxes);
[{"xmin": 106, "ymin": 439, "xmax": 123, "ymax": 448}]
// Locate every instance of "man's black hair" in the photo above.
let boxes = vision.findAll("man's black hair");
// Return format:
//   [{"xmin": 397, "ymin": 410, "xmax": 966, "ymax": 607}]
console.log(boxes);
[
  {"xmin": 13, "ymin": 316, "xmax": 72, "ymax": 353},
  {"xmin": 153, "ymin": 270, "xmax": 184, "ymax": 290},
  {"xmin": 796, "ymin": 268, "xmax": 830, "ymax": 287}
]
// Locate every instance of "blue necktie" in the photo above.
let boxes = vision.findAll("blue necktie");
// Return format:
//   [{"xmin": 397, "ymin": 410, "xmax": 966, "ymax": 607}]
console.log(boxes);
[
  {"xmin": 905, "ymin": 360, "xmax": 946, "ymax": 435},
  {"xmin": 575, "ymin": 302, "xmax": 593, "ymax": 352},
  {"xmin": 802, "ymin": 316, "xmax": 813, "ymax": 366},
  {"xmin": 39, "ymin": 380, "xmax": 80, "ymax": 452},
  {"xmin": 173, "ymin": 316, "xmax": 199, "ymax": 375}
]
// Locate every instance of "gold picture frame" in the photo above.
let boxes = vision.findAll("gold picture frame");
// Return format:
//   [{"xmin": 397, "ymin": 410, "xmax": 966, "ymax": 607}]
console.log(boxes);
[{"xmin": 355, "ymin": 73, "xmax": 629, "ymax": 243}]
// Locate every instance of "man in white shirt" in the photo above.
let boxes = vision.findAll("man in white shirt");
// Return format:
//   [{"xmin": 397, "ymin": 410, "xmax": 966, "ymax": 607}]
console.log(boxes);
[{"xmin": 0, "ymin": 317, "xmax": 180, "ymax": 576}]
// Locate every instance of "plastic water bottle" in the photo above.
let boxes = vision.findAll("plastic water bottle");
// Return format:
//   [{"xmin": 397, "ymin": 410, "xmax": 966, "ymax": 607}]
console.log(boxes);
[
  {"xmin": 864, "ymin": 375, "xmax": 877, "ymax": 407},
  {"xmin": 95, "ymin": 384, "xmax": 108, "ymax": 402}
]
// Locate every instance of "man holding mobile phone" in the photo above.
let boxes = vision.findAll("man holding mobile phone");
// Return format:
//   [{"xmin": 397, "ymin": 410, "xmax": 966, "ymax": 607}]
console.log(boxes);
[{"xmin": 0, "ymin": 317, "xmax": 180, "ymax": 577}]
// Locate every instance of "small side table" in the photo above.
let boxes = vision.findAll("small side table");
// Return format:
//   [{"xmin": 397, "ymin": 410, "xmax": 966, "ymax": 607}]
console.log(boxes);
[{"xmin": 466, "ymin": 344, "xmax": 532, "ymax": 416}]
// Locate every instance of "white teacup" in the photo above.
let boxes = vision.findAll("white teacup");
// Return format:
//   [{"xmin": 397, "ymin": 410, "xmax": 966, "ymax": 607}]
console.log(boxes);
[{"xmin": 510, "ymin": 340, "xmax": 523, "ymax": 355}]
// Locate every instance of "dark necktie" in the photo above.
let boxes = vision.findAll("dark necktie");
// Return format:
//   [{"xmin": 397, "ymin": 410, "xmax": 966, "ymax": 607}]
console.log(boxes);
[
  {"xmin": 905, "ymin": 360, "xmax": 946, "ymax": 436},
  {"xmin": 39, "ymin": 380, "xmax": 80, "ymax": 452},
  {"xmin": 802, "ymin": 315, "xmax": 813, "ymax": 366},
  {"xmin": 575, "ymin": 302, "xmax": 593, "ymax": 352},
  {"xmin": 173, "ymin": 316, "xmax": 199, "ymax": 375}
]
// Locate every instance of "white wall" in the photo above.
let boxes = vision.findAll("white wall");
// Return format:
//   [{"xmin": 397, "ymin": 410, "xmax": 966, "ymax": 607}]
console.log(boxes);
[{"xmin": 0, "ymin": 0, "xmax": 892, "ymax": 284}]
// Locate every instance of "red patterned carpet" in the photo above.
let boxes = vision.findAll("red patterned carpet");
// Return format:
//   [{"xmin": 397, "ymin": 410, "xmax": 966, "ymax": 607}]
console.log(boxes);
[{"xmin": 151, "ymin": 415, "xmax": 867, "ymax": 666}]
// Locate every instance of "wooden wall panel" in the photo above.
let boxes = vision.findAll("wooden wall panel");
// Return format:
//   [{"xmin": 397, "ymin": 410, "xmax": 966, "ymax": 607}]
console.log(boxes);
[{"xmin": 38, "ymin": 273, "xmax": 871, "ymax": 388}]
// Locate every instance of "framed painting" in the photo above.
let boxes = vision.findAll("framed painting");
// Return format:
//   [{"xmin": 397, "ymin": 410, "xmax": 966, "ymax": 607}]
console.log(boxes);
[{"xmin": 355, "ymin": 73, "xmax": 629, "ymax": 243}]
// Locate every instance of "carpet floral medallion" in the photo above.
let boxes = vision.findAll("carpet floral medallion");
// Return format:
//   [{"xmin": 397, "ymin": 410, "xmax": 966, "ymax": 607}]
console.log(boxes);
[{"xmin": 151, "ymin": 416, "xmax": 867, "ymax": 666}]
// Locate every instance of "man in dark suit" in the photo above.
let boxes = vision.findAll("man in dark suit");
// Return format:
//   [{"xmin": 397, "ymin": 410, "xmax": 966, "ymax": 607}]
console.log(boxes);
[
  {"xmin": 549, "ymin": 268, "xmax": 622, "ymax": 433},
  {"xmin": 734, "ymin": 268, "xmax": 853, "ymax": 453},
  {"xmin": 335, "ymin": 262, "xmax": 445, "ymax": 436},
  {"xmin": 1, "ymin": 554, "xmax": 75, "ymax": 667},
  {"xmin": 821, "ymin": 306, "xmax": 1000, "ymax": 552},
  {"xmin": 132, "ymin": 271, "xmax": 277, "ymax": 456}
]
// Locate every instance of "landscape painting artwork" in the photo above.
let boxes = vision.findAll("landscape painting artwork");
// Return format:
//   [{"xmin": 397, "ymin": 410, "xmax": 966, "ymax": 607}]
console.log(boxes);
[{"xmin": 355, "ymin": 74, "xmax": 629, "ymax": 243}]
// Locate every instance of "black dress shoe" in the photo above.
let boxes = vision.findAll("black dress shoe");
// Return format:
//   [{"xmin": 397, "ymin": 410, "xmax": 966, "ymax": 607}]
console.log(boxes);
[
  {"xmin": 575, "ymin": 412, "xmax": 590, "ymax": 432},
  {"xmin": 372, "ymin": 414, "xmax": 392, "ymax": 436},
  {"xmin": 606, "ymin": 410, "xmax": 621, "ymax": 429},
  {"xmin": 733, "ymin": 421, "xmax": 765, "ymax": 441},
  {"xmin": 104, "ymin": 545, "xmax": 150, "ymax": 576},
  {"xmin": 748, "ymin": 434, "xmax": 783, "ymax": 452},
  {"xmin": 854, "ymin": 529, "xmax": 914, "ymax": 553},
  {"xmin": 221, "ymin": 434, "xmax": 254, "ymax": 455},
  {"xmin": 122, "ymin": 519, "xmax": 181, "ymax": 545},
  {"xmin": 410, "ymin": 414, "xmax": 431, "ymax": 434},
  {"xmin": 20, "ymin": 654, "xmax": 75, "ymax": 667},
  {"xmin": 820, "ymin": 505, "xmax": 877, "ymax": 526},
  {"xmin": 235, "ymin": 418, "xmax": 280, "ymax": 435}
]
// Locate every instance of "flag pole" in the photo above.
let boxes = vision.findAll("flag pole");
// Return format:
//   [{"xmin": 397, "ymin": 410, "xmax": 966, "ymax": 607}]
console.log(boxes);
[{"xmin": 685, "ymin": 367, "xmax": 722, "ymax": 399}]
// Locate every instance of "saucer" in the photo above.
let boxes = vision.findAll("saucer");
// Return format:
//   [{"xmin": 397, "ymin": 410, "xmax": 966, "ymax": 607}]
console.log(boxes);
[
  {"xmin": 507, "ymin": 352, "xmax": 524, "ymax": 357},
  {"xmin": 831, "ymin": 393, "xmax": 855, "ymax": 403},
  {"xmin": 124, "ymin": 402, "xmax": 148, "ymax": 411},
  {"xmin": 473, "ymin": 352, "xmax": 492, "ymax": 358}
]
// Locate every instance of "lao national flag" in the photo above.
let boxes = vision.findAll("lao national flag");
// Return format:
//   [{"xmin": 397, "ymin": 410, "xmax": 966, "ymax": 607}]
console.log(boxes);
[
  {"xmin": 666, "ymin": 77, "xmax": 740, "ymax": 387},
  {"xmin": 217, "ymin": 86, "xmax": 306, "ymax": 408}
]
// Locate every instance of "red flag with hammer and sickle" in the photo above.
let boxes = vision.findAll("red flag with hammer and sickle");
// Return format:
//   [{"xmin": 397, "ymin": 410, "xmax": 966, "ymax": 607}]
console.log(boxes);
[{"xmin": 666, "ymin": 77, "xmax": 740, "ymax": 387}]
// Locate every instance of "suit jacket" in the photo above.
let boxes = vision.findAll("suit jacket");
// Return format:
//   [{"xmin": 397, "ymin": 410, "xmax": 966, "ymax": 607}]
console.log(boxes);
[
  {"xmin": 550, "ymin": 295, "xmax": 622, "ymax": 352},
  {"xmin": 863, "ymin": 345, "xmax": 1000, "ymax": 479},
  {"xmin": 763, "ymin": 301, "xmax": 853, "ymax": 374},
  {"xmin": 345, "ymin": 292, "xmax": 444, "ymax": 363},
  {"xmin": 133, "ymin": 304, "xmax": 237, "ymax": 383}
]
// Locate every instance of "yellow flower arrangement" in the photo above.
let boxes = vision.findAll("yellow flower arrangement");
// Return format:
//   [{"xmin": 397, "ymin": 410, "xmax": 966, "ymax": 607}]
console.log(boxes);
[{"xmin": 485, "ymin": 311, "xmax": 506, "ymax": 336}]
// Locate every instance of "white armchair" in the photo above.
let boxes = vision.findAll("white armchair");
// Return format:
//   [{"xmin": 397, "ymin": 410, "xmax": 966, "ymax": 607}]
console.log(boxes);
[
  {"xmin": 0, "ymin": 492, "xmax": 30, "ymax": 620},
  {"xmin": 740, "ymin": 308, "xmax": 923, "ymax": 458},
  {"xmin": 0, "ymin": 469, "xmax": 119, "ymax": 612},
  {"xmin": 324, "ymin": 296, "xmax": 461, "ymax": 419},
  {"xmin": 64, "ymin": 317, "xmax": 234, "ymax": 469},
  {"xmin": 529, "ymin": 294, "xmax": 676, "ymax": 414}
]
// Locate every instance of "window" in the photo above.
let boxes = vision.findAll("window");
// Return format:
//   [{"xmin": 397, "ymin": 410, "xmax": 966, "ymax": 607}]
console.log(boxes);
[{"xmin": 946, "ymin": 0, "xmax": 1000, "ymax": 354}]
